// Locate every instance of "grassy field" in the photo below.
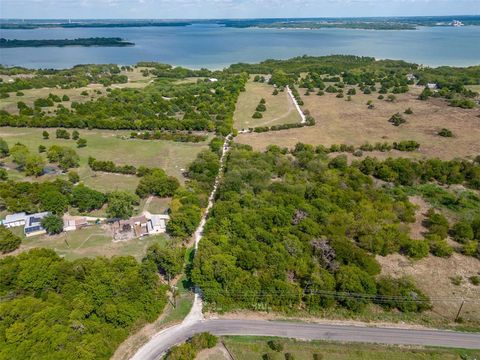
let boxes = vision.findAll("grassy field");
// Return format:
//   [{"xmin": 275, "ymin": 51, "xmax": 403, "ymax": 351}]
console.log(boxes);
[
  {"xmin": 0, "ymin": 67, "xmax": 154, "ymax": 114},
  {"xmin": 237, "ymin": 87, "xmax": 480, "ymax": 160},
  {"xmin": 7, "ymin": 224, "xmax": 168, "ymax": 261},
  {"xmin": 234, "ymin": 78, "xmax": 301, "ymax": 130},
  {"xmin": 197, "ymin": 336, "xmax": 479, "ymax": 360},
  {"xmin": 0, "ymin": 127, "xmax": 210, "ymax": 191}
]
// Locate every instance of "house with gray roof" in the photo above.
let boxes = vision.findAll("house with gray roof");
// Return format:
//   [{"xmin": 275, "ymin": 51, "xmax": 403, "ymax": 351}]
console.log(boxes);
[{"xmin": 24, "ymin": 212, "xmax": 50, "ymax": 237}]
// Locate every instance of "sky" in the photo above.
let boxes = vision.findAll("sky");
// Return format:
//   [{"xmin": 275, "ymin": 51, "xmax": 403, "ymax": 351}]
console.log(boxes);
[{"xmin": 1, "ymin": 0, "xmax": 479, "ymax": 19}]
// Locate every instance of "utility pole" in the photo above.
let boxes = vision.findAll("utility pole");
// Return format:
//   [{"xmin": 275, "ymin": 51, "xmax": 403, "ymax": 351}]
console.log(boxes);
[{"xmin": 455, "ymin": 300, "xmax": 465, "ymax": 322}]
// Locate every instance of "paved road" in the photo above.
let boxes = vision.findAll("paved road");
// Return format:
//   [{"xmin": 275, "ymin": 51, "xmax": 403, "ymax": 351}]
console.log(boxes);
[{"xmin": 132, "ymin": 319, "xmax": 480, "ymax": 360}]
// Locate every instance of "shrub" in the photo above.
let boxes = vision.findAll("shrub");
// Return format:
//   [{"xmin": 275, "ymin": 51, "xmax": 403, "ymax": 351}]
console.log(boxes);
[
  {"xmin": 273, "ymin": 89, "xmax": 279, "ymax": 95},
  {"xmin": 388, "ymin": 113, "xmax": 406, "ymax": 126},
  {"xmin": 469, "ymin": 276, "xmax": 480, "ymax": 286},
  {"xmin": 42, "ymin": 131, "xmax": 49, "ymax": 139},
  {"xmin": 38, "ymin": 145, "xmax": 46, "ymax": 153},
  {"xmin": 252, "ymin": 111, "xmax": 263, "ymax": 119},
  {"xmin": 317, "ymin": 90, "xmax": 325, "ymax": 96},
  {"xmin": 438, "ymin": 128, "xmax": 454, "ymax": 137},
  {"xmin": 72, "ymin": 130, "xmax": 80, "ymax": 140},
  {"xmin": 404, "ymin": 107, "xmax": 413, "ymax": 114},
  {"xmin": 190, "ymin": 332, "xmax": 218, "ymax": 349},
  {"xmin": 68, "ymin": 171, "xmax": 80, "ymax": 184},
  {"xmin": 256, "ymin": 103, "xmax": 267, "ymax": 112},
  {"xmin": 55, "ymin": 129, "xmax": 70, "ymax": 139},
  {"xmin": 77, "ymin": 138, "xmax": 87, "ymax": 148},
  {"xmin": 347, "ymin": 88, "xmax": 356, "ymax": 95},
  {"xmin": 428, "ymin": 235, "xmax": 453, "ymax": 257},
  {"xmin": 62, "ymin": 94, "xmax": 70, "ymax": 101},
  {"xmin": 387, "ymin": 94, "xmax": 396, "ymax": 102},
  {"xmin": 462, "ymin": 240, "xmax": 479, "ymax": 257},
  {"xmin": 450, "ymin": 275, "xmax": 463, "ymax": 286},
  {"xmin": 451, "ymin": 220, "xmax": 474, "ymax": 243},
  {"xmin": 267, "ymin": 339, "xmax": 284, "ymax": 352},
  {"xmin": 285, "ymin": 353, "xmax": 295, "ymax": 360},
  {"xmin": 425, "ymin": 209, "xmax": 449, "ymax": 239},
  {"xmin": 0, "ymin": 137, "xmax": 9, "ymax": 158},
  {"xmin": 400, "ymin": 238, "xmax": 429, "ymax": 259},
  {"xmin": 376, "ymin": 276, "xmax": 431, "ymax": 312}
]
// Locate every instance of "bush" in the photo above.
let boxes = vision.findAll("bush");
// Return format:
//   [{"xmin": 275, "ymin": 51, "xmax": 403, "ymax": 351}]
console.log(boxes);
[
  {"xmin": 0, "ymin": 137, "xmax": 9, "ymax": 158},
  {"xmin": 428, "ymin": 235, "xmax": 453, "ymax": 257},
  {"xmin": 451, "ymin": 220, "xmax": 474, "ymax": 243},
  {"xmin": 0, "ymin": 226, "xmax": 21, "ymax": 254},
  {"xmin": 285, "ymin": 353, "xmax": 295, "ymax": 360},
  {"xmin": 68, "ymin": 171, "xmax": 80, "ymax": 184},
  {"xmin": 77, "ymin": 138, "xmax": 87, "ymax": 148},
  {"xmin": 256, "ymin": 103, "xmax": 267, "ymax": 112},
  {"xmin": 190, "ymin": 332, "xmax": 218, "ymax": 349},
  {"xmin": 42, "ymin": 131, "xmax": 49, "ymax": 139},
  {"xmin": 252, "ymin": 111, "xmax": 263, "ymax": 119},
  {"xmin": 38, "ymin": 145, "xmax": 46, "ymax": 153},
  {"xmin": 55, "ymin": 129, "xmax": 70, "ymax": 139},
  {"xmin": 376, "ymin": 276, "xmax": 431, "ymax": 312},
  {"xmin": 450, "ymin": 275, "xmax": 463, "ymax": 286},
  {"xmin": 267, "ymin": 339, "xmax": 284, "ymax": 352},
  {"xmin": 438, "ymin": 128, "xmax": 454, "ymax": 137},
  {"xmin": 425, "ymin": 209, "xmax": 449, "ymax": 239},
  {"xmin": 469, "ymin": 276, "xmax": 480, "ymax": 286},
  {"xmin": 400, "ymin": 238, "xmax": 429, "ymax": 259},
  {"xmin": 388, "ymin": 113, "xmax": 406, "ymax": 126},
  {"xmin": 404, "ymin": 107, "xmax": 413, "ymax": 114},
  {"xmin": 462, "ymin": 240, "xmax": 479, "ymax": 257},
  {"xmin": 72, "ymin": 130, "xmax": 80, "ymax": 140}
]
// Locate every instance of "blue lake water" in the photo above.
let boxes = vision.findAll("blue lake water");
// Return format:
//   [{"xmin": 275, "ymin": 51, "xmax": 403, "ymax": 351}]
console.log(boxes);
[{"xmin": 1, "ymin": 24, "xmax": 479, "ymax": 69}]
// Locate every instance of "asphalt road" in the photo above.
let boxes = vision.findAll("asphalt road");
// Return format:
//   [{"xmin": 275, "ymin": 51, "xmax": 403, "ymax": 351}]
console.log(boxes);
[{"xmin": 131, "ymin": 319, "xmax": 480, "ymax": 360}]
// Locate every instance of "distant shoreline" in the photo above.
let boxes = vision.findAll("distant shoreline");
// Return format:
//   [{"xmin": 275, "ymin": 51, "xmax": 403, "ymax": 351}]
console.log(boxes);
[{"xmin": 0, "ymin": 37, "xmax": 135, "ymax": 48}]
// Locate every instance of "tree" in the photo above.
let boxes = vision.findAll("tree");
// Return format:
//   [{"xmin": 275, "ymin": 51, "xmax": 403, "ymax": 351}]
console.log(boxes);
[
  {"xmin": 68, "ymin": 171, "xmax": 80, "ymax": 184},
  {"xmin": 0, "ymin": 226, "xmax": 21, "ymax": 253},
  {"xmin": 25, "ymin": 154, "xmax": 45, "ymax": 177},
  {"xmin": 438, "ymin": 128, "xmax": 453, "ymax": 137},
  {"xmin": 38, "ymin": 145, "xmax": 46, "ymax": 153},
  {"xmin": 10, "ymin": 143, "xmax": 30, "ymax": 169},
  {"xmin": 77, "ymin": 138, "xmax": 87, "ymax": 148},
  {"xmin": 252, "ymin": 111, "xmax": 263, "ymax": 119},
  {"xmin": 0, "ymin": 168, "xmax": 7, "ymax": 181},
  {"xmin": 41, "ymin": 214, "xmax": 64, "ymax": 234},
  {"xmin": 256, "ymin": 103, "xmax": 267, "ymax": 112},
  {"xmin": 107, "ymin": 191, "xmax": 139, "ymax": 219},
  {"xmin": 72, "ymin": 130, "xmax": 80, "ymax": 140},
  {"xmin": 72, "ymin": 184, "xmax": 106, "ymax": 212},
  {"xmin": 388, "ymin": 113, "xmax": 406, "ymax": 126},
  {"xmin": 335, "ymin": 265, "xmax": 377, "ymax": 311},
  {"xmin": 62, "ymin": 94, "xmax": 70, "ymax": 101},
  {"xmin": 56, "ymin": 129, "xmax": 70, "ymax": 139},
  {"xmin": 145, "ymin": 244, "xmax": 185, "ymax": 281},
  {"xmin": 42, "ymin": 130, "xmax": 50, "ymax": 140},
  {"xmin": 40, "ymin": 190, "xmax": 69, "ymax": 215},
  {"xmin": 136, "ymin": 169, "xmax": 180, "ymax": 198},
  {"xmin": 0, "ymin": 137, "xmax": 9, "ymax": 158},
  {"xmin": 376, "ymin": 276, "xmax": 431, "ymax": 312}
]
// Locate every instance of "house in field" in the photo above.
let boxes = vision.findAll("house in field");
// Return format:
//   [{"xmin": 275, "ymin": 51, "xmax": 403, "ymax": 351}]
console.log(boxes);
[
  {"xmin": 112, "ymin": 215, "xmax": 150, "ymax": 241},
  {"xmin": 426, "ymin": 83, "xmax": 438, "ymax": 90},
  {"xmin": 24, "ymin": 212, "xmax": 50, "ymax": 237},
  {"xmin": 63, "ymin": 215, "xmax": 88, "ymax": 232},
  {"xmin": 208, "ymin": 78, "xmax": 218, "ymax": 82},
  {"xmin": 1, "ymin": 212, "xmax": 27, "ymax": 228},
  {"xmin": 147, "ymin": 214, "xmax": 170, "ymax": 234}
]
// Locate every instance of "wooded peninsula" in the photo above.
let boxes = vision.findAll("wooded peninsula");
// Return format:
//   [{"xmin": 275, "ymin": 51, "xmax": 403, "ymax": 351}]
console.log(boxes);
[{"xmin": 0, "ymin": 37, "xmax": 135, "ymax": 48}]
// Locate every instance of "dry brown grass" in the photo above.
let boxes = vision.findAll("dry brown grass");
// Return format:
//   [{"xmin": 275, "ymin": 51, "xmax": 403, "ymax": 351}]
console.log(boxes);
[
  {"xmin": 237, "ymin": 87, "xmax": 480, "ymax": 160},
  {"xmin": 234, "ymin": 78, "xmax": 301, "ymax": 130},
  {"xmin": 378, "ymin": 253, "xmax": 480, "ymax": 326}
]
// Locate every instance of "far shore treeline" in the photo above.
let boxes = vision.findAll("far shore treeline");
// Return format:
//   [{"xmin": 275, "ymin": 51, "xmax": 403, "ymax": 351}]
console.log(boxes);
[{"xmin": 0, "ymin": 37, "xmax": 135, "ymax": 48}]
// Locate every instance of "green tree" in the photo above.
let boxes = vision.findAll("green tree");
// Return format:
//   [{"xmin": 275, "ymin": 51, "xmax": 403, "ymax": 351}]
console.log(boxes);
[
  {"xmin": 25, "ymin": 154, "xmax": 45, "ymax": 177},
  {"xmin": 38, "ymin": 145, "xmax": 46, "ymax": 153},
  {"xmin": 72, "ymin": 130, "xmax": 80, "ymax": 140},
  {"xmin": 68, "ymin": 171, "xmax": 80, "ymax": 184},
  {"xmin": 106, "ymin": 191, "xmax": 139, "ymax": 219},
  {"xmin": 0, "ymin": 226, "xmax": 21, "ymax": 253},
  {"xmin": 0, "ymin": 168, "xmax": 7, "ymax": 181},
  {"xmin": 72, "ymin": 185, "xmax": 106, "ymax": 212},
  {"xmin": 145, "ymin": 244, "xmax": 185, "ymax": 282},
  {"xmin": 42, "ymin": 130, "xmax": 49, "ymax": 139},
  {"xmin": 0, "ymin": 137, "xmax": 9, "ymax": 158},
  {"xmin": 10, "ymin": 143, "xmax": 30, "ymax": 169},
  {"xmin": 76, "ymin": 138, "xmax": 87, "ymax": 148},
  {"xmin": 335, "ymin": 265, "xmax": 377, "ymax": 311},
  {"xmin": 136, "ymin": 169, "xmax": 180, "ymax": 198},
  {"xmin": 41, "ymin": 214, "xmax": 64, "ymax": 234}
]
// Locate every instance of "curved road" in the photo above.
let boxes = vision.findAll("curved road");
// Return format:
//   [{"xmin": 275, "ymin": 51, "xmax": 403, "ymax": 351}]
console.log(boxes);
[{"xmin": 132, "ymin": 319, "xmax": 480, "ymax": 360}]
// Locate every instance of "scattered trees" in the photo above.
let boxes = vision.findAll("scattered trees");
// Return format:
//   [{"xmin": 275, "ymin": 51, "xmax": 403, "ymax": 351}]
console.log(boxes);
[{"xmin": 0, "ymin": 226, "xmax": 21, "ymax": 253}]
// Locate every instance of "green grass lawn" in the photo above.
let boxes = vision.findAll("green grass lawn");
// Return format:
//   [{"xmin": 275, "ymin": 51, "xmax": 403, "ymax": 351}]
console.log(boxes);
[
  {"xmin": 234, "ymin": 78, "xmax": 301, "ymax": 130},
  {"xmin": 0, "ymin": 127, "xmax": 210, "ymax": 191},
  {"xmin": 217, "ymin": 337, "xmax": 479, "ymax": 360},
  {"xmin": 14, "ymin": 224, "xmax": 168, "ymax": 261}
]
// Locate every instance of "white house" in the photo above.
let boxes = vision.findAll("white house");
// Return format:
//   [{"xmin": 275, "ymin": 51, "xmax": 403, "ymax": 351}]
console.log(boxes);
[
  {"xmin": 1, "ymin": 212, "xmax": 27, "ymax": 228},
  {"xmin": 208, "ymin": 78, "xmax": 218, "ymax": 83},
  {"xmin": 426, "ymin": 83, "xmax": 438, "ymax": 90},
  {"xmin": 24, "ymin": 212, "xmax": 50, "ymax": 237},
  {"xmin": 147, "ymin": 214, "xmax": 170, "ymax": 234}
]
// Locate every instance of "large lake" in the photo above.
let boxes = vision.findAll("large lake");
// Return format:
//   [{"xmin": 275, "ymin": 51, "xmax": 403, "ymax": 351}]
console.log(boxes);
[{"xmin": 1, "ymin": 24, "xmax": 479, "ymax": 69}]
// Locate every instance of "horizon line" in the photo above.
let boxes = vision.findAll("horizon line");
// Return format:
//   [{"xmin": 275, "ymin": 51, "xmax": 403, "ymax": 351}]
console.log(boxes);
[{"xmin": 1, "ymin": 14, "xmax": 480, "ymax": 21}]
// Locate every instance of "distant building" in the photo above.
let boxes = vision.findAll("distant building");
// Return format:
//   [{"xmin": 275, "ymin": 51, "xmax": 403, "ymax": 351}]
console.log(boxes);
[
  {"xmin": 1, "ymin": 212, "xmax": 27, "ymax": 228},
  {"xmin": 63, "ymin": 216, "xmax": 88, "ymax": 232},
  {"xmin": 24, "ymin": 212, "xmax": 50, "ymax": 237},
  {"xmin": 406, "ymin": 74, "xmax": 416, "ymax": 82},
  {"xmin": 451, "ymin": 20, "xmax": 464, "ymax": 27},
  {"xmin": 147, "ymin": 214, "xmax": 170, "ymax": 234},
  {"xmin": 208, "ymin": 78, "xmax": 218, "ymax": 82},
  {"xmin": 426, "ymin": 83, "xmax": 438, "ymax": 90}
]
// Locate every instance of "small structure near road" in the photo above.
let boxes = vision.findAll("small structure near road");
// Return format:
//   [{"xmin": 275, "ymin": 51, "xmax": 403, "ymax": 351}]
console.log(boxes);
[{"xmin": 63, "ymin": 215, "xmax": 88, "ymax": 232}]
